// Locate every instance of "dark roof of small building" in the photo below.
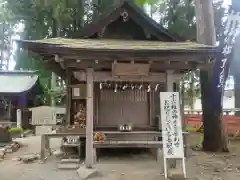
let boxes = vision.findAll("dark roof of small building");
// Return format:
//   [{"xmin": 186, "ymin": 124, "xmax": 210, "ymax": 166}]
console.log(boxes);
[
  {"xmin": 78, "ymin": 0, "xmax": 178, "ymax": 41},
  {"xmin": 17, "ymin": 38, "xmax": 217, "ymax": 53},
  {"xmin": 0, "ymin": 71, "xmax": 40, "ymax": 94}
]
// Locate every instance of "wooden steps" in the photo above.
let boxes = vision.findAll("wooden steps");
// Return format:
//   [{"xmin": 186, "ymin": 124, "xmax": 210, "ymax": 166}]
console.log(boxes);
[{"xmin": 58, "ymin": 158, "xmax": 81, "ymax": 170}]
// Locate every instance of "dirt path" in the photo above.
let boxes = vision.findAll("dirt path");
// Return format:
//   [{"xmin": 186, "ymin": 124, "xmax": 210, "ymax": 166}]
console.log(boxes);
[{"xmin": 0, "ymin": 136, "xmax": 240, "ymax": 180}]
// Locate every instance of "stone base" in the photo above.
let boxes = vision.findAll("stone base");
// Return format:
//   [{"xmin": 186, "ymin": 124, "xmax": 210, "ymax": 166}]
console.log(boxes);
[
  {"xmin": 5, "ymin": 142, "xmax": 20, "ymax": 153},
  {"xmin": 52, "ymin": 150, "xmax": 64, "ymax": 158},
  {"xmin": 168, "ymin": 169, "xmax": 186, "ymax": 180},
  {"xmin": 58, "ymin": 163, "xmax": 80, "ymax": 170},
  {"xmin": 61, "ymin": 158, "xmax": 80, "ymax": 163},
  {"xmin": 77, "ymin": 166, "xmax": 102, "ymax": 180},
  {"xmin": 0, "ymin": 148, "xmax": 6, "ymax": 159}
]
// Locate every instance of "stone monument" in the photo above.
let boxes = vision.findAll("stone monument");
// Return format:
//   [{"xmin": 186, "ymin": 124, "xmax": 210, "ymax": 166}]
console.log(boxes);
[{"xmin": 0, "ymin": 125, "xmax": 12, "ymax": 145}]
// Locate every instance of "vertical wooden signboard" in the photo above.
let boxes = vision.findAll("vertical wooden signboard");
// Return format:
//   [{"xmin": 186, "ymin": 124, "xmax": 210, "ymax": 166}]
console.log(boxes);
[{"xmin": 160, "ymin": 92, "xmax": 186, "ymax": 178}]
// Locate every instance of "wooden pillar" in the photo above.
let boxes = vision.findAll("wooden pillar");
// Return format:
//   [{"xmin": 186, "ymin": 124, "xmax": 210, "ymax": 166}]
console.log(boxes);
[
  {"xmin": 16, "ymin": 109, "xmax": 22, "ymax": 128},
  {"xmin": 51, "ymin": 72, "xmax": 57, "ymax": 106},
  {"xmin": 166, "ymin": 70, "xmax": 174, "ymax": 92},
  {"xmin": 66, "ymin": 69, "xmax": 71, "ymax": 125},
  {"xmin": 8, "ymin": 100, "xmax": 12, "ymax": 119},
  {"xmin": 86, "ymin": 68, "xmax": 94, "ymax": 168}
]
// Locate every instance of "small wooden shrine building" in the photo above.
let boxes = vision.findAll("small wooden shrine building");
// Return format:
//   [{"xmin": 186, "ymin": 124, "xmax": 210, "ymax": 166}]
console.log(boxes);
[{"xmin": 17, "ymin": 1, "xmax": 217, "ymax": 167}]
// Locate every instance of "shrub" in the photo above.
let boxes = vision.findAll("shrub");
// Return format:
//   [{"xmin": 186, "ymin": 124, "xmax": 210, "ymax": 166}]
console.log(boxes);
[{"xmin": 8, "ymin": 127, "xmax": 23, "ymax": 133}]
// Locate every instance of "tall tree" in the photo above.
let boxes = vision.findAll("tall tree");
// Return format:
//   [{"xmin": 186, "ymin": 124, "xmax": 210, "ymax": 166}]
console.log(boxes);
[{"xmin": 0, "ymin": 1, "xmax": 15, "ymax": 70}]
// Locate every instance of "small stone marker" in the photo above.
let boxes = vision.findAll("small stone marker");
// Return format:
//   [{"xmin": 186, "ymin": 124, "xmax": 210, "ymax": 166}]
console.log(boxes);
[
  {"xmin": 0, "ymin": 149, "xmax": 5, "ymax": 159},
  {"xmin": 21, "ymin": 154, "xmax": 39, "ymax": 163},
  {"xmin": 5, "ymin": 145, "xmax": 13, "ymax": 153},
  {"xmin": 52, "ymin": 150, "xmax": 64, "ymax": 157},
  {"xmin": 4, "ymin": 142, "xmax": 20, "ymax": 153},
  {"xmin": 77, "ymin": 167, "xmax": 102, "ymax": 180}
]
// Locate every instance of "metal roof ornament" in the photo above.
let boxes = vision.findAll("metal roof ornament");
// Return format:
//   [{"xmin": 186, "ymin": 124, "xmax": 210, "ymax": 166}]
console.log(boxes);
[
  {"xmin": 131, "ymin": 83, "xmax": 135, "ymax": 90},
  {"xmin": 99, "ymin": 82, "xmax": 103, "ymax": 89},
  {"xmin": 120, "ymin": 10, "xmax": 129, "ymax": 22},
  {"xmin": 155, "ymin": 84, "xmax": 159, "ymax": 92},
  {"xmin": 122, "ymin": 81, "xmax": 128, "ymax": 90},
  {"xmin": 147, "ymin": 84, "xmax": 151, "ymax": 92},
  {"xmin": 114, "ymin": 83, "xmax": 118, "ymax": 93}
]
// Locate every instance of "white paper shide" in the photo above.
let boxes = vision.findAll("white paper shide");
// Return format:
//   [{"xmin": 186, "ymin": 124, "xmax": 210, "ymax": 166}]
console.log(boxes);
[{"xmin": 160, "ymin": 92, "xmax": 184, "ymax": 159}]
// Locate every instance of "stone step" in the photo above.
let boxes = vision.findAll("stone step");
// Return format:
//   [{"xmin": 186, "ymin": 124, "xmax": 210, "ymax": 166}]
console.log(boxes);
[
  {"xmin": 60, "ymin": 158, "xmax": 81, "ymax": 164},
  {"xmin": 62, "ymin": 143, "xmax": 81, "ymax": 147},
  {"xmin": 58, "ymin": 163, "xmax": 80, "ymax": 170}
]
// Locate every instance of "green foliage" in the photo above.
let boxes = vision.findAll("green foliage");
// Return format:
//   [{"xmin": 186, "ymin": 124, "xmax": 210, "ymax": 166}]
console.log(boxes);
[
  {"xmin": 14, "ymin": 50, "xmax": 52, "ymax": 105},
  {"xmin": 183, "ymin": 71, "xmax": 201, "ymax": 109},
  {"xmin": 6, "ymin": 0, "xmax": 87, "ymax": 39},
  {"xmin": 0, "ymin": 1, "xmax": 17, "ymax": 70},
  {"xmin": 136, "ymin": 0, "xmax": 224, "ymax": 41},
  {"xmin": 162, "ymin": 0, "xmax": 196, "ymax": 40},
  {"xmin": 135, "ymin": 0, "xmax": 149, "ymax": 4},
  {"xmin": 8, "ymin": 127, "xmax": 23, "ymax": 133}
]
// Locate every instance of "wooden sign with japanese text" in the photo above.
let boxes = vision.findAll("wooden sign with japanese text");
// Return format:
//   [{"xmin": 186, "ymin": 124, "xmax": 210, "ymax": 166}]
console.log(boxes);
[
  {"xmin": 160, "ymin": 92, "xmax": 186, "ymax": 179},
  {"xmin": 160, "ymin": 92, "xmax": 184, "ymax": 158}
]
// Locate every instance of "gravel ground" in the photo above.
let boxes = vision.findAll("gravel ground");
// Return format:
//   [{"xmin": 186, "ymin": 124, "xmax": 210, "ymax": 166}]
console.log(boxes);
[{"xmin": 0, "ymin": 135, "xmax": 240, "ymax": 180}]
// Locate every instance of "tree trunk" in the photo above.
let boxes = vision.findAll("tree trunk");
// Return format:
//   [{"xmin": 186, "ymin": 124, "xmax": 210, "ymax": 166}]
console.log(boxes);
[
  {"xmin": 195, "ymin": 0, "xmax": 229, "ymax": 152},
  {"xmin": 76, "ymin": 0, "xmax": 84, "ymax": 31},
  {"xmin": 0, "ymin": 24, "xmax": 5, "ymax": 69},
  {"xmin": 150, "ymin": 4, "xmax": 153, "ymax": 18},
  {"xmin": 52, "ymin": 18, "xmax": 57, "ymax": 38},
  {"xmin": 200, "ymin": 71, "xmax": 215, "ymax": 150}
]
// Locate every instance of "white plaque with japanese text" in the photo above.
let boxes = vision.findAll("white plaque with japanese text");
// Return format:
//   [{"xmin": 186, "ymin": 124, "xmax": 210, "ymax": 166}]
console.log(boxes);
[
  {"xmin": 160, "ymin": 92, "xmax": 184, "ymax": 158},
  {"xmin": 73, "ymin": 87, "xmax": 80, "ymax": 97}
]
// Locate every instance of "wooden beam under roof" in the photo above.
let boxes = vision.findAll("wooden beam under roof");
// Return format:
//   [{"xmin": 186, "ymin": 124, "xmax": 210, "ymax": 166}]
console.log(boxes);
[
  {"xmin": 72, "ymin": 71, "xmax": 183, "ymax": 82},
  {"xmin": 64, "ymin": 60, "xmax": 201, "ymax": 71}
]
